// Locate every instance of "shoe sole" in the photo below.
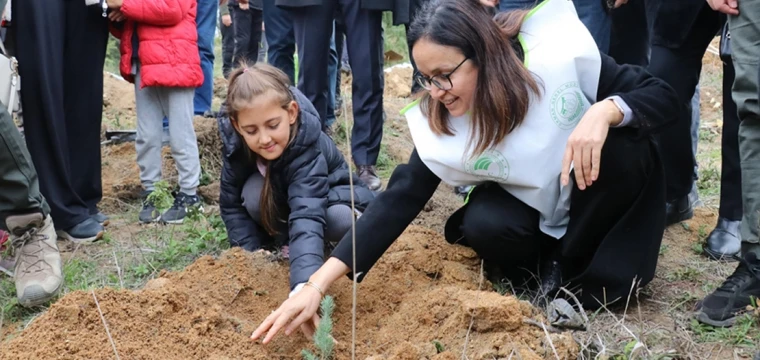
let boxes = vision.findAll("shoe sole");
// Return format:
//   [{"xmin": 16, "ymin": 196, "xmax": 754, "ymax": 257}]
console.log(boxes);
[
  {"xmin": 162, "ymin": 218, "xmax": 185, "ymax": 225},
  {"xmin": 695, "ymin": 311, "xmax": 736, "ymax": 327},
  {"xmin": 666, "ymin": 208, "xmax": 694, "ymax": 227},
  {"xmin": 57, "ymin": 230, "xmax": 105, "ymax": 244},
  {"xmin": 18, "ymin": 281, "xmax": 63, "ymax": 308},
  {"xmin": 703, "ymin": 247, "xmax": 740, "ymax": 262}
]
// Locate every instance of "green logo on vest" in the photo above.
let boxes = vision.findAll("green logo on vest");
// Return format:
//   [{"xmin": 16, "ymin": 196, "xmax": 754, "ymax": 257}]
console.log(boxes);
[
  {"xmin": 465, "ymin": 150, "xmax": 510, "ymax": 181},
  {"xmin": 550, "ymin": 81, "xmax": 586, "ymax": 129}
]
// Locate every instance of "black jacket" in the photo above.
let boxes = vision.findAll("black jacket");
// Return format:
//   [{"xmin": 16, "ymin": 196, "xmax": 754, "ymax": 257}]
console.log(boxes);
[
  {"xmin": 275, "ymin": 0, "xmax": 411, "ymax": 25},
  {"xmin": 330, "ymin": 51, "xmax": 679, "ymax": 305},
  {"xmin": 218, "ymin": 87, "xmax": 375, "ymax": 289}
]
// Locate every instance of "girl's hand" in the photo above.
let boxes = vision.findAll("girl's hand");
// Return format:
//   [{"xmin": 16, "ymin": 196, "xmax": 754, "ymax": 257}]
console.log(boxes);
[
  {"xmin": 251, "ymin": 285, "xmax": 323, "ymax": 344},
  {"xmin": 108, "ymin": 9, "xmax": 126, "ymax": 22},
  {"xmin": 560, "ymin": 100, "xmax": 622, "ymax": 190}
]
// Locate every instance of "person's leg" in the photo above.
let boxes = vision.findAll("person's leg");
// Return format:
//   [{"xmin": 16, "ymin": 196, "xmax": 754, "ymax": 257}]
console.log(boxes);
[
  {"xmin": 326, "ymin": 21, "xmax": 338, "ymax": 129},
  {"xmin": 193, "ymin": 0, "xmax": 218, "ymax": 115},
  {"xmin": 241, "ymin": 172, "xmax": 265, "ymax": 223},
  {"xmin": 561, "ymin": 128, "xmax": 664, "ymax": 308},
  {"xmin": 247, "ymin": 9, "xmax": 264, "ymax": 63},
  {"xmin": 161, "ymin": 87, "xmax": 202, "ymax": 224},
  {"xmin": 341, "ymin": 0, "xmax": 384, "ymax": 190},
  {"xmin": 290, "ymin": 2, "xmax": 335, "ymax": 124},
  {"xmin": 697, "ymin": 1, "xmax": 760, "ymax": 328},
  {"xmin": 262, "ymin": 0, "xmax": 296, "ymax": 83},
  {"xmin": 705, "ymin": 58, "xmax": 742, "ymax": 260},
  {"xmin": 134, "ymin": 71, "xmax": 165, "ymax": 197},
  {"xmin": 0, "ymin": 102, "xmax": 62, "ymax": 307},
  {"xmin": 648, "ymin": 5, "xmax": 721, "ymax": 224},
  {"xmin": 258, "ymin": 24, "xmax": 268, "ymax": 63},
  {"xmin": 232, "ymin": 5, "xmax": 253, "ymax": 64},
  {"xmin": 608, "ymin": 0, "xmax": 650, "ymax": 67},
  {"xmin": 13, "ymin": 0, "xmax": 93, "ymax": 232},
  {"xmin": 459, "ymin": 183, "xmax": 545, "ymax": 290},
  {"xmin": 571, "ymin": 0, "xmax": 611, "ymax": 54},
  {"xmin": 220, "ymin": 8, "xmax": 235, "ymax": 78},
  {"xmin": 63, "ymin": 1, "xmax": 108, "ymax": 218},
  {"xmin": 324, "ymin": 204, "xmax": 355, "ymax": 244}
]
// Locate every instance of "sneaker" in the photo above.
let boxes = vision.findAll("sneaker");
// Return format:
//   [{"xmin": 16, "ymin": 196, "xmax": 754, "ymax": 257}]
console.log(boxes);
[
  {"xmin": 357, "ymin": 165, "xmax": 382, "ymax": 191},
  {"xmin": 91, "ymin": 211, "xmax": 110, "ymax": 227},
  {"xmin": 57, "ymin": 217, "xmax": 104, "ymax": 244},
  {"xmin": 160, "ymin": 192, "xmax": 202, "ymax": 224},
  {"xmin": 139, "ymin": 191, "xmax": 161, "ymax": 224},
  {"xmin": 695, "ymin": 253, "xmax": 760, "ymax": 327},
  {"xmin": 7, "ymin": 213, "xmax": 63, "ymax": 307}
]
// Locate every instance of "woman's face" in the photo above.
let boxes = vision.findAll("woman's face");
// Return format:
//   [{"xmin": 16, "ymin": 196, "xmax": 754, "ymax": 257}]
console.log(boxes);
[{"xmin": 412, "ymin": 38, "xmax": 478, "ymax": 117}]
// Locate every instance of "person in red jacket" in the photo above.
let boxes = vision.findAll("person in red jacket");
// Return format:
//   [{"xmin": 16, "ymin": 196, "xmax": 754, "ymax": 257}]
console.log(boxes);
[{"xmin": 107, "ymin": 0, "xmax": 204, "ymax": 224}]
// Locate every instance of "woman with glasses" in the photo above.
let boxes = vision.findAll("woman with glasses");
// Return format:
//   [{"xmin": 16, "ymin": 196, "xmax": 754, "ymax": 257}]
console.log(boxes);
[{"xmin": 251, "ymin": 0, "xmax": 678, "ymax": 343}]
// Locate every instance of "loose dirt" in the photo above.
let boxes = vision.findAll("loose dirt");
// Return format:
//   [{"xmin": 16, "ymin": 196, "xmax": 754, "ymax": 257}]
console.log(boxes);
[{"xmin": 1, "ymin": 227, "xmax": 576, "ymax": 360}]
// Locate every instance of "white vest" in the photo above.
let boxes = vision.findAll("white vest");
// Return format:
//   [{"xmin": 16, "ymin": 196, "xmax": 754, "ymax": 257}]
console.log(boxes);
[{"xmin": 404, "ymin": 0, "xmax": 602, "ymax": 239}]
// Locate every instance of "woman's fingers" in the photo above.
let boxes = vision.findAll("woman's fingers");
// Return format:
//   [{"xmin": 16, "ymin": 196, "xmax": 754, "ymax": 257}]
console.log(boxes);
[
  {"xmin": 561, "ymin": 145, "xmax": 573, "ymax": 186},
  {"xmin": 590, "ymin": 145, "xmax": 601, "ymax": 183},
  {"xmin": 582, "ymin": 143, "xmax": 593, "ymax": 186},
  {"xmin": 573, "ymin": 144, "xmax": 585, "ymax": 190},
  {"xmin": 263, "ymin": 309, "xmax": 296, "ymax": 344},
  {"xmin": 286, "ymin": 308, "xmax": 315, "ymax": 336},
  {"xmin": 251, "ymin": 312, "xmax": 277, "ymax": 341}
]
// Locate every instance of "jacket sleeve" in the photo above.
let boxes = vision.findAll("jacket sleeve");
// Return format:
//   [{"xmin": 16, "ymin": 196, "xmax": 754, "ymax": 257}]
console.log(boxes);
[
  {"xmin": 596, "ymin": 51, "xmax": 679, "ymax": 135},
  {"xmin": 220, "ymin": 155, "xmax": 263, "ymax": 252},
  {"xmin": 284, "ymin": 149, "xmax": 330, "ymax": 290},
  {"xmin": 120, "ymin": 0, "xmax": 189, "ymax": 26},
  {"xmin": 331, "ymin": 148, "xmax": 441, "ymax": 282}
]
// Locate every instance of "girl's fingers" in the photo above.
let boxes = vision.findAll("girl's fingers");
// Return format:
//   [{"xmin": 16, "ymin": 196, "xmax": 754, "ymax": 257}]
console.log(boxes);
[
  {"xmin": 262, "ymin": 311, "xmax": 293, "ymax": 344},
  {"xmin": 286, "ymin": 309, "xmax": 313, "ymax": 336}
]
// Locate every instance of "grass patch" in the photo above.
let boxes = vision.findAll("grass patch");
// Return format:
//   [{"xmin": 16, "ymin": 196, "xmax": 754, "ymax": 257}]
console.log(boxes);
[{"xmin": 691, "ymin": 315, "xmax": 760, "ymax": 348}]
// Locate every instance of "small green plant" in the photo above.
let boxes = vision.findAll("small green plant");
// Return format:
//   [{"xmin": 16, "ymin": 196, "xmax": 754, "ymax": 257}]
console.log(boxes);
[
  {"xmin": 697, "ymin": 224, "xmax": 708, "ymax": 240},
  {"xmin": 302, "ymin": 296, "xmax": 336, "ymax": 360},
  {"xmin": 432, "ymin": 340, "xmax": 445, "ymax": 353},
  {"xmin": 691, "ymin": 242, "xmax": 704, "ymax": 255},
  {"xmin": 659, "ymin": 244, "xmax": 669, "ymax": 256},
  {"xmin": 148, "ymin": 180, "xmax": 174, "ymax": 214}
]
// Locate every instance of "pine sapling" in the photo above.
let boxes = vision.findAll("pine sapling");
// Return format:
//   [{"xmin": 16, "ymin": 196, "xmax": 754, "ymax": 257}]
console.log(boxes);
[{"xmin": 302, "ymin": 295, "xmax": 336, "ymax": 360}]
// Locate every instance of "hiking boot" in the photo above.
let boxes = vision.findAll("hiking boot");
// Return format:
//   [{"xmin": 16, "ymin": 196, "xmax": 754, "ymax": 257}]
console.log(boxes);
[
  {"xmin": 91, "ymin": 211, "xmax": 110, "ymax": 227},
  {"xmin": 57, "ymin": 217, "xmax": 104, "ymax": 244},
  {"xmin": 7, "ymin": 213, "xmax": 63, "ymax": 307},
  {"xmin": 357, "ymin": 165, "xmax": 382, "ymax": 191},
  {"xmin": 695, "ymin": 253, "xmax": 760, "ymax": 327},
  {"xmin": 139, "ymin": 191, "xmax": 161, "ymax": 224},
  {"xmin": 161, "ymin": 192, "xmax": 202, "ymax": 224}
]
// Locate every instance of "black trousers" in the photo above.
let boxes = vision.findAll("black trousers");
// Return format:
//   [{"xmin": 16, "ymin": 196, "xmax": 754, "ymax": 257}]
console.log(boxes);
[
  {"xmin": 647, "ymin": 4, "xmax": 722, "ymax": 202},
  {"xmin": 12, "ymin": 0, "xmax": 108, "ymax": 230},
  {"xmin": 455, "ymin": 129, "xmax": 664, "ymax": 308},
  {"xmin": 219, "ymin": 8, "xmax": 235, "ymax": 78},
  {"xmin": 289, "ymin": 0, "xmax": 384, "ymax": 165},
  {"xmin": 721, "ymin": 58, "xmax": 743, "ymax": 221},
  {"xmin": 232, "ymin": 6, "xmax": 264, "ymax": 65}
]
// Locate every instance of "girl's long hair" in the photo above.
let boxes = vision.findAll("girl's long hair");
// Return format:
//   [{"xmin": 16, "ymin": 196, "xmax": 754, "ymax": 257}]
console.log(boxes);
[
  {"xmin": 407, "ymin": 0, "xmax": 542, "ymax": 156},
  {"xmin": 227, "ymin": 62, "xmax": 299, "ymax": 235}
]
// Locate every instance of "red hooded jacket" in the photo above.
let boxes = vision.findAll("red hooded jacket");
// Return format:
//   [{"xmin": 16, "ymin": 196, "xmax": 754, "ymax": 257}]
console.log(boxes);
[{"xmin": 110, "ymin": 0, "xmax": 203, "ymax": 88}]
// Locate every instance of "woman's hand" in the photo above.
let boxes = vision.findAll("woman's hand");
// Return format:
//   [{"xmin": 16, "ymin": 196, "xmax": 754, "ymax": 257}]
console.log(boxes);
[
  {"xmin": 108, "ymin": 9, "xmax": 126, "ymax": 22},
  {"xmin": 251, "ymin": 285, "xmax": 323, "ymax": 344},
  {"xmin": 561, "ymin": 100, "xmax": 623, "ymax": 190}
]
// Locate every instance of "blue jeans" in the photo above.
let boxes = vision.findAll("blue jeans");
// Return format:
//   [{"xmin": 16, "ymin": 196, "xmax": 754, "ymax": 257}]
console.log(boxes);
[
  {"xmin": 499, "ymin": 0, "xmax": 611, "ymax": 53},
  {"xmin": 326, "ymin": 22, "xmax": 338, "ymax": 128},
  {"xmin": 193, "ymin": 0, "xmax": 218, "ymax": 115},
  {"xmin": 262, "ymin": 0, "xmax": 295, "ymax": 83}
]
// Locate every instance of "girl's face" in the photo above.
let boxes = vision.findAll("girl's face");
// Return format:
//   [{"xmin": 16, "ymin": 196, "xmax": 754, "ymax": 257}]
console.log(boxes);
[
  {"xmin": 233, "ymin": 94, "xmax": 298, "ymax": 161},
  {"xmin": 412, "ymin": 38, "xmax": 478, "ymax": 117}
]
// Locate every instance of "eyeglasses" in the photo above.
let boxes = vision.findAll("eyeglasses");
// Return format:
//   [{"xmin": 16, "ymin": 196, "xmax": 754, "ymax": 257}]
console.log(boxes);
[{"xmin": 414, "ymin": 57, "xmax": 469, "ymax": 91}]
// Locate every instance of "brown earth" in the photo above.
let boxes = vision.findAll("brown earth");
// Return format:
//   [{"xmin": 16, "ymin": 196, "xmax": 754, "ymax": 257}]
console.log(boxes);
[{"xmin": 1, "ymin": 227, "xmax": 576, "ymax": 360}]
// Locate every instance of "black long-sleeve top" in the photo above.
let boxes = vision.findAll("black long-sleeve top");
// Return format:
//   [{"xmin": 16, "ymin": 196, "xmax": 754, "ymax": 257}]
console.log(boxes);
[{"xmin": 331, "ymin": 51, "xmax": 679, "ymax": 282}]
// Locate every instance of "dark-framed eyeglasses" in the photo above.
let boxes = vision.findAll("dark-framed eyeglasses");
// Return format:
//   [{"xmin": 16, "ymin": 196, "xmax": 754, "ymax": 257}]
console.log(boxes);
[{"xmin": 414, "ymin": 57, "xmax": 469, "ymax": 91}]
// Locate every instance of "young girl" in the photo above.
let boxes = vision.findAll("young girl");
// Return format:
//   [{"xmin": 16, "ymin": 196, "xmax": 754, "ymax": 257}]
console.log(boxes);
[
  {"xmin": 218, "ymin": 63, "xmax": 375, "ymax": 297},
  {"xmin": 108, "ymin": 0, "xmax": 204, "ymax": 224}
]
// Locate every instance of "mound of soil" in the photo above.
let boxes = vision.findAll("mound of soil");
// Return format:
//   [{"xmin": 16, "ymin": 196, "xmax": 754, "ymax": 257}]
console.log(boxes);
[{"xmin": 2, "ymin": 227, "xmax": 577, "ymax": 360}]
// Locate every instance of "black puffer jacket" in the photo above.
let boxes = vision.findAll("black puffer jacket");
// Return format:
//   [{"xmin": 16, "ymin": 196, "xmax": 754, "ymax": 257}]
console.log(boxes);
[{"xmin": 218, "ymin": 87, "xmax": 375, "ymax": 289}]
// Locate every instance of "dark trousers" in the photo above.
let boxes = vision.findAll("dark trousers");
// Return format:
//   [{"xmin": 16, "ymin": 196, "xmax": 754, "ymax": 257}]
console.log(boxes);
[
  {"xmin": 219, "ymin": 9, "xmax": 235, "ymax": 78},
  {"xmin": 458, "ymin": 129, "xmax": 662, "ymax": 307},
  {"xmin": 0, "ymin": 104, "xmax": 49, "ymax": 230},
  {"xmin": 647, "ymin": 5, "xmax": 722, "ymax": 201},
  {"xmin": 193, "ymin": 0, "xmax": 217, "ymax": 114},
  {"xmin": 608, "ymin": 0, "xmax": 652, "ymax": 67},
  {"xmin": 12, "ymin": 0, "xmax": 108, "ymax": 230},
  {"xmin": 404, "ymin": 0, "xmax": 427, "ymax": 95},
  {"xmin": 289, "ymin": 0, "xmax": 384, "ymax": 165},
  {"xmin": 262, "ymin": 0, "xmax": 295, "ymax": 84},
  {"xmin": 721, "ymin": 58, "xmax": 743, "ymax": 221},
  {"xmin": 335, "ymin": 19, "xmax": 345, "ymax": 99},
  {"xmin": 231, "ymin": 6, "xmax": 264, "ymax": 65}
]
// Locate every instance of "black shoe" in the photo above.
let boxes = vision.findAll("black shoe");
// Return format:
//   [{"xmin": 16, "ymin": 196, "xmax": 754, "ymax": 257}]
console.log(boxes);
[
  {"xmin": 704, "ymin": 218, "xmax": 741, "ymax": 261},
  {"xmin": 695, "ymin": 253, "xmax": 760, "ymax": 327},
  {"xmin": 161, "ymin": 192, "xmax": 202, "ymax": 224},
  {"xmin": 57, "ymin": 218, "xmax": 105, "ymax": 244},
  {"xmin": 139, "ymin": 191, "xmax": 160, "ymax": 224},
  {"xmin": 665, "ymin": 195, "xmax": 693, "ymax": 226},
  {"xmin": 357, "ymin": 165, "xmax": 382, "ymax": 191},
  {"xmin": 90, "ymin": 211, "xmax": 110, "ymax": 227}
]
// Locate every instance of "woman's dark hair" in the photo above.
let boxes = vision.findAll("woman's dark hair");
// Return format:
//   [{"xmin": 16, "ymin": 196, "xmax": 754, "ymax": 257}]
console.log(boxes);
[
  {"xmin": 408, "ymin": 0, "xmax": 541, "ymax": 156},
  {"xmin": 227, "ymin": 62, "xmax": 298, "ymax": 235}
]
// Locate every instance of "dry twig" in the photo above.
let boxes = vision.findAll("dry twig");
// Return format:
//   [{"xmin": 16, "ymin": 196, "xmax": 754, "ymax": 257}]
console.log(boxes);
[
  {"xmin": 461, "ymin": 260, "xmax": 484, "ymax": 360},
  {"xmin": 92, "ymin": 290, "xmax": 121, "ymax": 360},
  {"xmin": 341, "ymin": 94, "xmax": 358, "ymax": 360},
  {"xmin": 112, "ymin": 250, "xmax": 124, "ymax": 289}
]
